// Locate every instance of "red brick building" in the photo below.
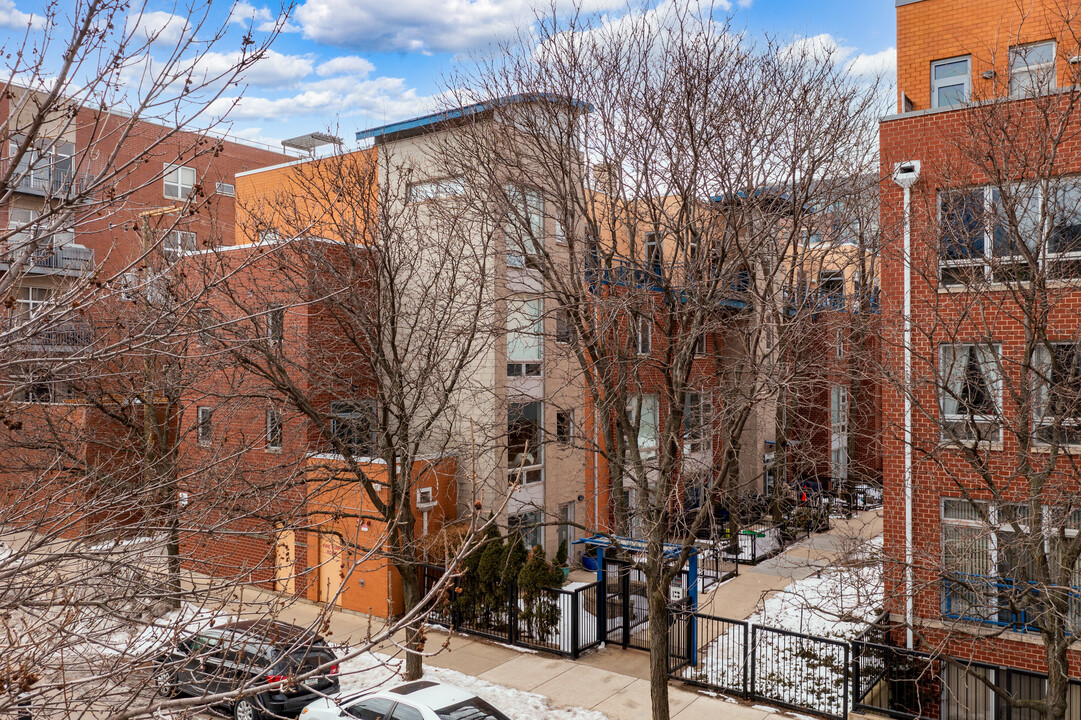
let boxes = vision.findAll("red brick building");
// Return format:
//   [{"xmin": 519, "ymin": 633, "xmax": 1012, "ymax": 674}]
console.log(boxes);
[{"xmin": 879, "ymin": 0, "xmax": 1081, "ymax": 711}]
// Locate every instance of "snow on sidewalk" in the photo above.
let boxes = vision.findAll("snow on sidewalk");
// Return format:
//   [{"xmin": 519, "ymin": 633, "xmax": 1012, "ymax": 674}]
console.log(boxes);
[{"xmin": 339, "ymin": 652, "xmax": 612, "ymax": 720}]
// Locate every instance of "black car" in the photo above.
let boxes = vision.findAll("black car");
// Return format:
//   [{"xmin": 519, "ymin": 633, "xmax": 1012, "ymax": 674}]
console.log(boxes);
[{"xmin": 153, "ymin": 619, "xmax": 340, "ymax": 720}]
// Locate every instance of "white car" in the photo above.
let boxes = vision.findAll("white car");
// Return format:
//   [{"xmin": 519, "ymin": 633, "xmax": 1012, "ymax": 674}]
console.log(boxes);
[{"xmin": 300, "ymin": 680, "xmax": 512, "ymax": 720}]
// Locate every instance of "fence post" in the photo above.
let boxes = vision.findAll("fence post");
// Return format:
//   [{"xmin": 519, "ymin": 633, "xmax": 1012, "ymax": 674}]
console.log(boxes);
[
  {"xmin": 748, "ymin": 623, "xmax": 755, "ymax": 697},
  {"xmin": 598, "ymin": 573, "xmax": 607, "ymax": 646},
  {"xmin": 508, "ymin": 581, "xmax": 519, "ymax": 646},
  {"xmin": 571, "ymin": 588, "xmax": 580, "ymax": 659},
  {"xmin": 851, "ymin": 642, "xmax": 861, "ymax": 712},
  {"xmin": 621, "ymin": 565, "xmax": 631, "ymax": 649},
  {"xmin": 843, "ymin": 641, "xmax": 851, "ymax": 720}
]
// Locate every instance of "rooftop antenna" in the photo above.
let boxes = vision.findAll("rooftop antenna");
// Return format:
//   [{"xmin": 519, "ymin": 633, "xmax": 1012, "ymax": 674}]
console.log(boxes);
[{"xmin": 281, "ymin": 132, "xmax": 343, "ymax": 158}]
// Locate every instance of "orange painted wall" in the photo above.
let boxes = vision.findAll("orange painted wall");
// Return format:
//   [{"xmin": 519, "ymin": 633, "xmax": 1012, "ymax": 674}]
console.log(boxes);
[
  {"xmin": 304, "ymin": 455, "xmax": 458, "ymax": 617},
  {"xmin": 233, "ymin": 148, "xmax": 379, "ymax": 247},
  {"xmin": 897, "ymin": 0, "xmax": 1075, "ymax": 112}
]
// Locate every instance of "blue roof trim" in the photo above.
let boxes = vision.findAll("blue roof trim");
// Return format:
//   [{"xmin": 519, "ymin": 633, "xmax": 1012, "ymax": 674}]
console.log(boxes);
[{"xmin": 355, "ymin": 94, "xmax": 592, "ymax": 142}]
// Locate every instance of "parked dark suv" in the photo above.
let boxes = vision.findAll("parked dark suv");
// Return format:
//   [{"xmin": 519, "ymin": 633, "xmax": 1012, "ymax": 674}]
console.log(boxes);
[{"xmin": 154, "ymin": 620, "xmax": 340, "ymax": 720}]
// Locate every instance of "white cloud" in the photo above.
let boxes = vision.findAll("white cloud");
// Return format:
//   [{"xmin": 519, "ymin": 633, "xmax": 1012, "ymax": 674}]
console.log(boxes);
[
  {"xmin": 209, "ymin": 73, "xmax": 430, "ymax": 123},
  {"xmin": 229, "ymin": 1, "xmax": 273, "ymax": 24},
  {"xmin": 316, "ymin": 55, "xmax": 375, "ymax": 77},
  {"xmin": 258, "ymin": 19, "xmax": 301, "ymax": 32},
  {"xmin": 125, "ymin": 10, "xmax": 191, "ymax": 47},
  {"xmin": 782, "ymin": 33, "xmax": 896, "ymax": 83},
  {"xmin": 847, "ymin": 46, "xmax": 897, "ymax": 82},
  {"xmin": 295, "ymin": 0, "xmax": 631, "ymax": 53},
  {"xmin": 0, "ymin": 0, "xmax": 37, "ymax": 30},
  {"xmin": 196, "ymin": 49, "xmax": 315, "ymax": 87}
]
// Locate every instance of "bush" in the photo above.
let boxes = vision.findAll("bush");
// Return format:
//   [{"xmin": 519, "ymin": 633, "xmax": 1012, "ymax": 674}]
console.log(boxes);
[
  {"xmin": 555, "ymin": 539, "xmax": 568, "ymax": 567},
  {"xmin": 517, "ymin": 545, "xmax": 563, "ymax": 639}
]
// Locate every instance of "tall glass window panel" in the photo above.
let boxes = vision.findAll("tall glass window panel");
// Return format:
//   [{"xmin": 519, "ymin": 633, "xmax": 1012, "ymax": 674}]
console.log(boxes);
[
  {"xmin": 508, "ymin": 401, "xmax": 543, "ymax": 484},
  {"xmin": 1033, "ymin": 344, "xmax": 1081, "ymax": 445},
  {"xmin": 627, "ymin": 394, "xmax": 659, "ymax": 450},
  {"xmin": 507, "ymin": 298, "xmax": 542, "ymax": 377},
  {"xmin": 940, "ymin": 189, "xmax": 987, "ymax": 260}
]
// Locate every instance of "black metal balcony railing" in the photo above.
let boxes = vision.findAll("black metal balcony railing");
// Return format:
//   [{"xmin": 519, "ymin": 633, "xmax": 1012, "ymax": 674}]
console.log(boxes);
[
  {"xmin": 1, "ymin": 319, "xmax": 96, "ymax": 351},
  {"xmin": 1, "ymin": 241, "xmax": 94, "ymax": 274},
  {"xmin": 585, "ymin": 258, "xmax": 881, "ymax": 314}
]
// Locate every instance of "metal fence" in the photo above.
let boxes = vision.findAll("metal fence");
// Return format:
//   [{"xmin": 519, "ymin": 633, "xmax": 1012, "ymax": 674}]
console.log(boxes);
[
  {"xmin": 667, "ymin": 610, "xmax": 852, "ymax": 720},
  {"xmin": 417, "ymin": 564, "xmax": 603, "ymax": 659}
]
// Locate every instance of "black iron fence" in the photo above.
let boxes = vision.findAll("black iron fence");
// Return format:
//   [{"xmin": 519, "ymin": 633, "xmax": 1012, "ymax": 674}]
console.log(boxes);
[
  {"xmin": 667, "ymin": 610, "xmax": 851, "ymax": 720},
  {"xmin": 418, "ymin": 564, "xmax": 603, "ymax": 659}
]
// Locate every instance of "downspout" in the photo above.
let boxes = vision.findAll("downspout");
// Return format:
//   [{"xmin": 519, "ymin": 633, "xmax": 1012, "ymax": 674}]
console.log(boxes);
[{"xmin": 893, "ymin": 160, "xmax": 920, "ymax": 650}]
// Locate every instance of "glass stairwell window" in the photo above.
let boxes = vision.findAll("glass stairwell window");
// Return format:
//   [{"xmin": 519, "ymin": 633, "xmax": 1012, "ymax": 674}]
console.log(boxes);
[
  {"xmin": 506, "ymin": 185, "xmax": 544, "ymax": 267},
  {"xmin": 506, "ymin": 297, "xmax": 542, "ymax": 377},
  {"xmin": 508, "ymin": 401, "xmax": 543, "ymax": 485}
]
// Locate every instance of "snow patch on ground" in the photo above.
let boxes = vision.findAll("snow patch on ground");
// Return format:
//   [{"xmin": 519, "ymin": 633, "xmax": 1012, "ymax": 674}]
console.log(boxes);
[
  {"xmin": 338, "ymin": 651, "xmax": 611, "ymax": 720},
  {"xmin": 686, "ymin": 536, "xmax": 883, "ymax": 717}
]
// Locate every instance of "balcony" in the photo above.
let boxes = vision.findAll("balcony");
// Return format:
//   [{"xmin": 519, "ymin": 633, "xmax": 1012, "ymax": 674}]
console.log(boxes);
[
  {"xmin": 0, "ymin": 241, "xmax": 94, "ymax": 276},
  {"xmin": 1, "ymin": 318, "xmax": 95, "ymax": 352},
  {"xmin": 1, "ymin": 158, "xmax": 89, "ymax": 198}
]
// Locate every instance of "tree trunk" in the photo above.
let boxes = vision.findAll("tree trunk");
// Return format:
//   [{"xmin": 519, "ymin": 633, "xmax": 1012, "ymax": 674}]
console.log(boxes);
[
  {"xmin": 399, "ymin": 561, "xmax": 424, "ymax": 680},
  {"xmin": 646, "ymin": 565, "xmax": 671, "ymax": 720}
]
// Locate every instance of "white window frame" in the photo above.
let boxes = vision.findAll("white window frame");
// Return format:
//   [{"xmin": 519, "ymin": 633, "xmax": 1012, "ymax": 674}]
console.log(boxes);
[
  {"xmin": 164, "ymin": 230, "xmax": 197, "ymax": 260},
  {"xmin": 938, "ymin": 343, "xmax": 1003, "ymax": 443},
  {"xmin": 1032, "ymin": 343, "xmax": 1081, "ymax": 448},
  {"xmin": 835, "ymin": 327, "xmax": 845, "ymax": 359},
  {"xmin": 164, "ymin": 164, "xmax": 197, "ymax": 200},
  {"xmin": 645, "ymin": 232, "xmax": 663, "ymax": 279},
  {"xmin": 14, "ymin": 286, "xmax": 51, "ymax": 319},
  {"xmin": 556, "ymin": 409, "xmax": 574, "ymax": 445},
  {"xmin": 215, "ymin": 181, "xmax": 236, "ymax": 197},
  {"xmin": 1010, "ymin": 40, "xmax": 1057, "ymax": 97},
  {"xmin": 830, "ymin": 385, "xmax": 849, "ymax": 485},
  {"xmin": 627, "ymin": 394, "xmax": 659, "ymax": 452},
  {"xmin": 197, "ymin": 406, "xmax": 212, "ymax": 446},
  {"xmin": 931, "ymin": 56, "xmax": 971, "ymax": 109},
  {"xmin": 417, "ymin": 487, "xmax": 435, "ymax": 506},
  {"xmin": 508, "ymin": 510, "xmax": 544, "ymax": 550},
  {"xmin": 940, "ymin": 180, "xmax": 1081, "ymax": 285},
  {"xmin": 505, "ymin": 185, "xmax": 544, "ymax": 267},
  {"xmin": 407, "ymin": 176, "xmax": 465, "ymax": 203},
  {"xmin": 684, "ymin": 392, "xmax": 711, "ymax": 454}
]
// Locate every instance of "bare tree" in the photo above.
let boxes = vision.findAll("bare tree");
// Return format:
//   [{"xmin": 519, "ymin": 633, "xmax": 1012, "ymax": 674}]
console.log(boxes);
[{"xmin": 437, "ymin": 2, "xmax": 885, "ymax": 716}]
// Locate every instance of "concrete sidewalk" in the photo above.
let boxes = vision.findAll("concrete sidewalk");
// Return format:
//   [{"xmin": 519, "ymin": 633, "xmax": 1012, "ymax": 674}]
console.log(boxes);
[{"xmin": 697, "ymin": 507, "xmax": 883, "ymax": 622}]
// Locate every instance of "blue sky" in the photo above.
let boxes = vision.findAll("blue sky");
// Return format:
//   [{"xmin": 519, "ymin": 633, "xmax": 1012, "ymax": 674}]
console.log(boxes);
[{"xmin": 2, "ymin": 0, "xmax": 897, "ymax": 152}]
